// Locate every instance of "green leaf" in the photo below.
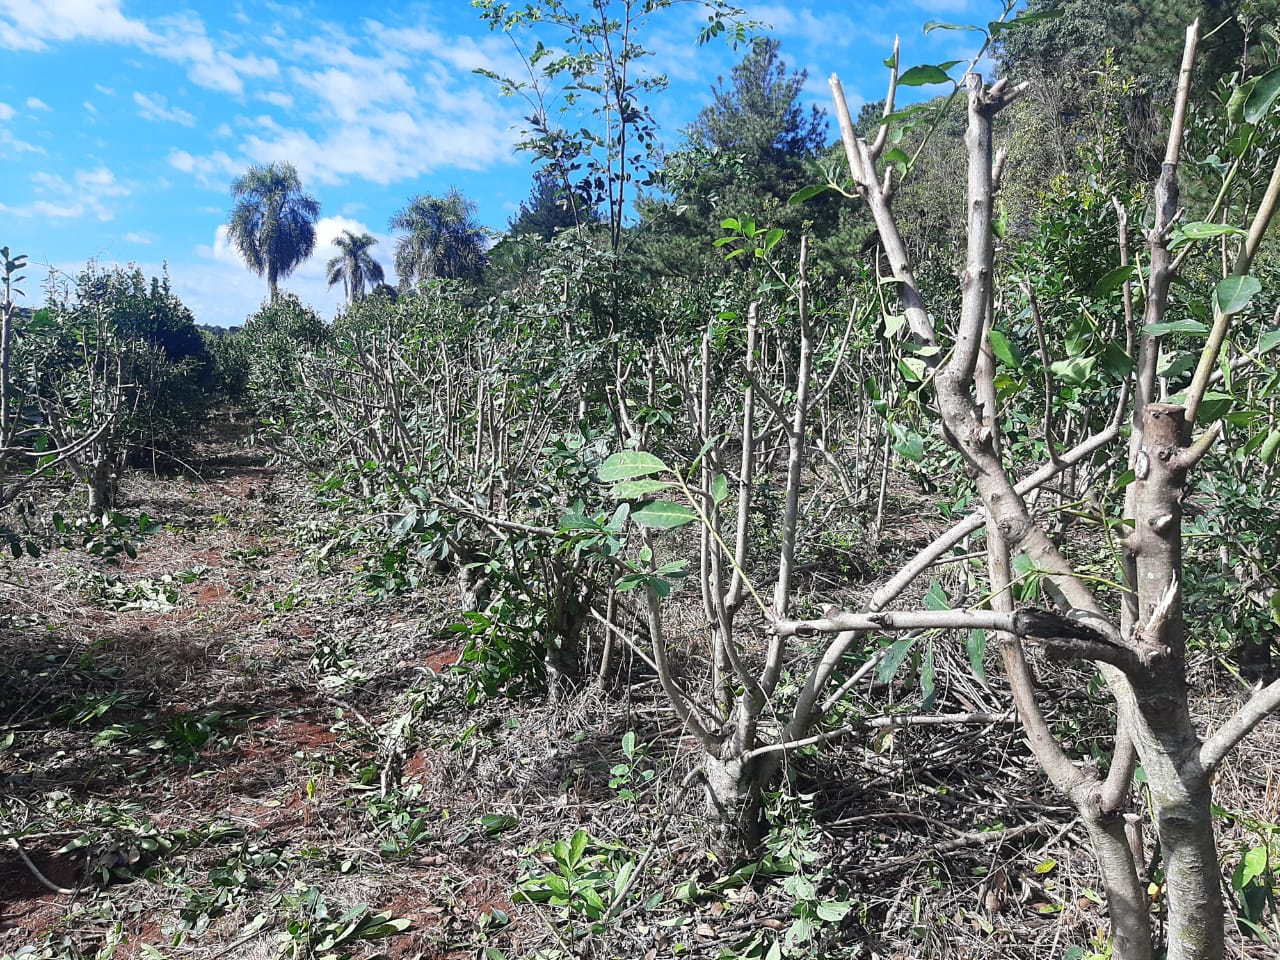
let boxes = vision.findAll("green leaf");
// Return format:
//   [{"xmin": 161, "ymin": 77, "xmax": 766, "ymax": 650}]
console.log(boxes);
[
  {"xmin": 1143, "ymin": 319, "xmax": 1210, "ymax": 337},
  {"xmin": 1101, "ymin": 341, "xmax": 1134, "ymax": 378},
  {"xmin": 1242, "ymin": 845, "xmax": 1268, "ymax": 886},
  {"xmin": 1091, "ymin": 264, "xmax": 1135, "ymax": 299},
  {"xmin": 876, "ymin": 638, "xmax": 916, "ymax": 683},
  {"xmin": 1177, "ymin": 222, "xmax": 1246, "ymax": 241},
  {"xmin": 598, "ymin": 451, "xmax": 667, "ymax": 482},
  {"xmin": 1259, "ymin": 328, "xmax": 1280, "ymax": 353},
  {"xmin": 923, "ymin": 20, "xmax": 982, "ymax": 34},
  {"xmin": 988, "ymin": 329, "xmax": 1019, "ymax": 367},
  {"xmin": 815, "ymin": 900, "xmax": 852, "ymax": 922},
  {"xmin": 711, "ymin": 473, "xmax": 730, "ymax": 506},
  {"xmin": 480, "ymin": 813, "xmax": 517, "ymax": 836},
  {"xmin": 1214, "ymin": 275, "xmax": 1262, "ymax": 317},
  {"xmin": 883, "ymin": 146, "xmax": 909, "ymax": 167},
  {"xmin": 1195, "ymin": 391, "xmax": 1233, "ymax": 422},
  {"xmin": 924, "ymin": 578, "xmax": 950, "ymax": 610},
  {"xmin": 1260, "ymin": 429, "xmax": 1280, "ymax": 464},
  {"xmin": 989, "ymin": 7, "xmax": 1062, "ymax": 33},
  {"xmin": 891, "ymin": 424, "xmax": 925, "ymax": 462},
  {"xmin": 966, "ymin": 629, "xmax": 987, "ymax": 684},
  {"xmin": 898, "ymin": 64, "xmax": 951, "ymax": 86},
  {"xmin": 1244, "ymin": 65, "xmax": 1280, "ymax": 124},
  {"xmin": 605, "ymin": 503, "xmax": 630, "ymax": 532},
  {"xmin": 632, "ymin": 500, "xmax": 697, "ymax": 530},
  {"xmin": 612, "ymin": 859, "xmax": 636, "ymax": 901},
  {"xmin": 358, "ymin": 916, "xmax": 413, "ymax": 938},
  {"xmin": 609, "ymin": 478, "xmax": 674, "ymax": 499},
  {"xmin": 882, "ymin": 313, "xmax": 907, "ymax": 340},
  {"xmin": 1228, "ymin": 78, "xmax": 1254, "ymax": 123},
  {"xmin": 568, "ymin": 829, "xmax": 590, "ymax": 867},
  {"xmin": 1050, "ymin": 355, "xmax": 1097, "ymax": 385},
  {"xmin": 789, "ymin": 183, "xmax": 830, "ymax": 205}
]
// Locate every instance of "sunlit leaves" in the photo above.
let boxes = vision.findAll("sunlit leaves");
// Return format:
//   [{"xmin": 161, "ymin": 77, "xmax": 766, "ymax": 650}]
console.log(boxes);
[
  {"xmin": 1213, "ymin": 275, "xmax": 1261, "ymax": 317},
  {"xmin": 1090, "ymin": 264, "xmax": 1135, "ymax": 299},
  {"xmin": 1243, "ymin": 65, "xmax": 1280, "ymax": 125},
  {"xmin": 631, "ymin": 500, "xmax": 698, "ymax": 529},
  {"xmin": 597, "ymin": 451, "xmax": 666, "ymax": 482},
  {"xmin": 898, "ymin": 64, "xmax": 951, "ymax": 86},
  {"xmin": 988, "ymin": 329, "xmax": 1020, "ymax": 367}
]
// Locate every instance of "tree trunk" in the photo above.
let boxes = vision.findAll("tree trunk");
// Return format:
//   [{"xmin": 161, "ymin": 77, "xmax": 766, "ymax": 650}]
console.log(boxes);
[
  {"xmin": 702, "ymin": 753, "xmax": 770, "ymax": 856},
  {"xmin": 1082, "ymin": 815, "xmax": 1154, "ymax": 960},
  {"xmin": 87, "ymin": 454, "xmax": 116, "ymax": 514}
]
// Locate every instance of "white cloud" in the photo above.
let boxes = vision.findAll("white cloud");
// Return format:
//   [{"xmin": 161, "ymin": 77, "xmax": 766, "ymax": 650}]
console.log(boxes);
[
  {"xmin": 76, "ymin": 165, "xmax": 129, "ymax": 196},
  {"xmin": 168, "ymin": 148, "xmax": 240, "ymax": 185},
  {"xmin": 0, "ymin": 1, "xmax": 277, "ymax": 95},
  {"xmin": 152, "ymin": 10, "xmax": 279, "ymax": 95},
  {"xmin": 133, "ymin": 91, "xmax": 196, "ymax": 126},
  {"xmin": 26, "ymin": 96, "xmax": 50, "ymax": 111},
  {"xmin": 123, "ymin": 231, "xmax": 150, "ymax": 244},
  {"xmin": 94, "ymin": 83, "xmax": 116, "ymax": 96},
  {"xmin": 256, "ymin": 90, "xmax": 294, "ymax": 109},
  {"xmin": 0, "ymin": 164, "xmax": 132, "ymax": 221},
  {"xmin": 0, "ymin": 129, "xmax": 41, "ymax": 153},
  {"xmin": 83, "ymin": 101, "xmax": 97, "ymax": 115},
  {"xmin": 0, "ymin": 0, "xmax": 151, "ymax": 51}
]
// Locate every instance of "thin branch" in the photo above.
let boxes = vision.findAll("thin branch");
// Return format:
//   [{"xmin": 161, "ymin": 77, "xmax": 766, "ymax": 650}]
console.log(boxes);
[
  {"xmin": 1200, "ymin": 677, "xmax": 1280, "ymax": 773},
  {"xmin": 6, "ymin": 837, "xmax": 75, "ymax": 895},
  {"xmin": 741, "ymin": 711, "xmax": 1014, "ymax": 763}
]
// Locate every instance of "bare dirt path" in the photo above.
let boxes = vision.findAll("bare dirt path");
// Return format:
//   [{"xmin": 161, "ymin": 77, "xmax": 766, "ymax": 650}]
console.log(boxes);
[{"xmin": 0, "ymin": 413, "xmax": 495, "ymax": 960}]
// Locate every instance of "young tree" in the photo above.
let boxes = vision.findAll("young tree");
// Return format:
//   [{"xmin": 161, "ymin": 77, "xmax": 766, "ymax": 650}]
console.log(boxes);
[
  {"xmin": 326, "ymin": 230, "xmax": 385, "ymax": 305},
  {"xmin": 771, "ymin": 21, "xmax": 1280, "ymax": 960},
  {"xmin": 227, "ymin": 161, "xmax": 321, "ymax": 303},
  {"xmin": 389, "ymin": 189, "xmax": 488, "ymax": 288},
  {"xmin": 687, "ymin": 37, "xmax": 827, "ymax": 174},
  {"xmin": 474, "ymin": 0, "xmax": 755, "ymax": 256}
]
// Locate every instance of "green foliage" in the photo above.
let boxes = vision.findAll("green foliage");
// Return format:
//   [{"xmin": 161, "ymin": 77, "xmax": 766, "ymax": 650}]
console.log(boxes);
[
  {"xmin": 513, "ymin": 829, "xmax": 640, "ymax": 934},
  {"xmin": 637, "ymin": 38, "xmax": 842, "ymax": 281},
  {"xmin": 276, "ymin": 886, "xmax": 411, "ymax": 960},
  {"xmin": 508, "ymin": 167, "xmax": 600, "ymax": 241},
  {"xmin": 473, "ymin": 0, "xmax": 755, "ymax": 255},
  {"xmin": 227, "ymin": 161, "xmax": 321, "ymax": 301},
  {"xmin": 240, "ymin": 293, "xmax": 329, "ymax": 425},
  {"xmin": 710, "ymin": 793, "xmax": 854, "ymax": 959},
  {"xmin": 325, "ymin": 229, "xmax": 385, "ymax": 305},
  {"xmin": 389, "ymin": 188, "xmax": 488, "ymax": 287}
]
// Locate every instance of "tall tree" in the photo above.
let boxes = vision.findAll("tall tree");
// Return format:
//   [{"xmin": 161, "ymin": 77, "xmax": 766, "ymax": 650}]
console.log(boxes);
[
  {"xmin": 326, "ymin": 230, "xmax": 385, "ymax": 305},
  {"xmin": 687, "ymin": 37, "xmax": 827, "ymax": 172},
  {"xmin": 226, "ymin": 162, "xmax": 321, "ymax": 303},
  {"xmin": 508, "ymin": 168, "xmax": 598, "ymax": 241},
  {"xmin": 635, "ymin": 37, "xmax": 836, "ymax": 280},
  {"xmin": 389, "ymin": 189, "xmax": 488, "ymax": 288}
]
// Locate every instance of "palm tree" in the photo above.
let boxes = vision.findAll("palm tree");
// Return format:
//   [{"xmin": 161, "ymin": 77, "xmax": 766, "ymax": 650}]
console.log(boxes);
[
  {"xmin": 389, "ymin": 188, "xmax": 488, "ymax": 289},
  {"xmin": 226, "ymin": 161, "xmax": 321, "ymax": 302},
  {"xmin": 326, "ymin": 230, "xmax": 385, "ymax": 305}
]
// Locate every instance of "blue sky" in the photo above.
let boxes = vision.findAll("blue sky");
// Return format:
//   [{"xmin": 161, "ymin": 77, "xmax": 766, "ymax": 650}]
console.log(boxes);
[{"xmin": 0, "ymin": 0, "xmax": 1009, "ymax": 327}]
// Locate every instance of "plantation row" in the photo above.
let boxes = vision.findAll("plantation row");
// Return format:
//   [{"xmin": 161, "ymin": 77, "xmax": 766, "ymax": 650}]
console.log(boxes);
[{"xmin": 4, "ymin": 2, "xmax": 1280, "ymax": 957}]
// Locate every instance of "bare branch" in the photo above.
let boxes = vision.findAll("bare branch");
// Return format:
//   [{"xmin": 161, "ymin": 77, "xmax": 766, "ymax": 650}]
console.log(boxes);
[{"xmin": 1199, "ymin": 677, "xmax": 1280, "ymax": 773}]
